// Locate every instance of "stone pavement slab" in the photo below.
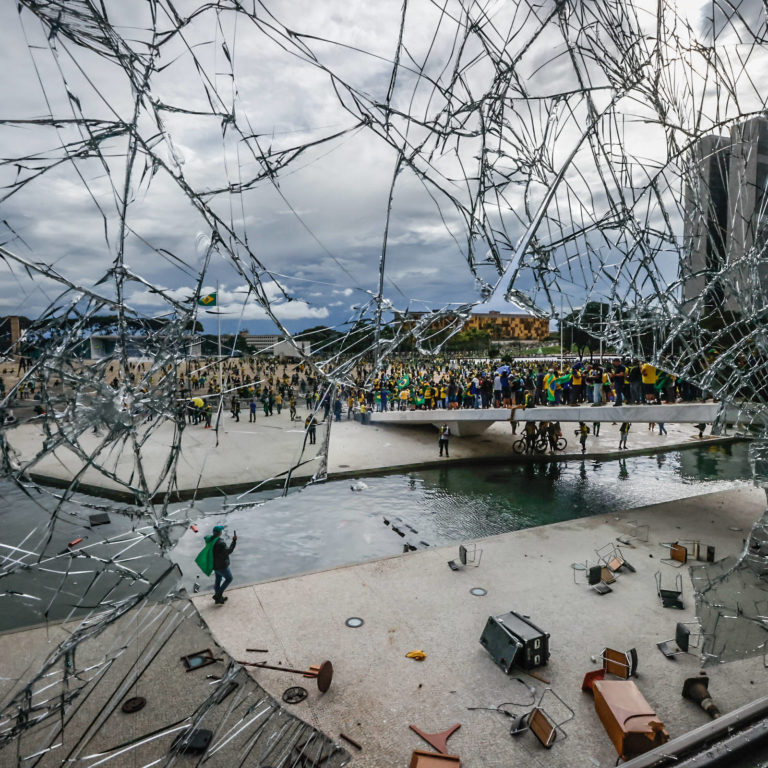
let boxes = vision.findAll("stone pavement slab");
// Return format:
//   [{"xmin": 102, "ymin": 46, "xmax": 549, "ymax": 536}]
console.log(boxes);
[{"xmin": 193, "ymin": 485, "xmax": 768, "ymax": 768}]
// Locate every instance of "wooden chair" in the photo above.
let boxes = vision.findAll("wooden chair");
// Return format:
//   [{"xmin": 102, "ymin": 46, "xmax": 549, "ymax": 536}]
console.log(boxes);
[
  {"xmin": 660, "ymin": 542, "xmax": 688, "ymax": 567},
  {"xmin": 600, "ymin": 647, "xmax": 638, "ymax": 679},
  {"xmin": 509, "ymin": 688, "xmax": 574, "ymax": 748},
  {"xmin": 596, "ymin": 542, "xmax": 636, "ymax": 573}
]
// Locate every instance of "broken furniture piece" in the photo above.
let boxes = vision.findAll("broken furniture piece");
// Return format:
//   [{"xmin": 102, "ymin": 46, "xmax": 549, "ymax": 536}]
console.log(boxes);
[
  {"xmin": 660, "ymin": 542, "xmax": 688, "ymax": 567},
  {"xmin": 600, "ymin": 647, "xmax": 639, "ymax": 679},
  {"xmin": 657, "ymin": 622, "xmax": 704, "ymax": 659},
  {"xmin": 409, "ymin": 723, "xmax": 461, "ymax": 754},
  {"xmin": 596, "ymin": 543, "xmax": 636, "ymax": 573},
  {"xmin": 582, "ymin": 647, "xmax": 638, "ymax": 691},
  {"xmin": 479, "ymin": 610, "xmax": 549, "ymax": 673},
  {"xmin": 509, "ymin": 688, "xmax": 574, "ymax": 748},
  {"xmin": 447, "ymin": 543, "xmax": 482, "ymax": 571},
  {"xmin": 181, "ymin": 648, "xmax": 218, "ymax": 671},
  {"xmin": 688, "ymin": 541, "xmax": 716, "ymax": 562},
  {"xmin": 409, "ymin": 750, "xmax": 461, "ymax": 767},
  {"xmin": 237, "ymin": 658, "xmax": 334, "ymax": 692},
  {"xmin": 571, "ymin": 561, "xmax": 615, "ymax": 594},
  {"xmin": 655, "ymin": 570, "xmax": 683, "ymax": 609},
  {"xmin": 589, "ymin": 565, "xmax": 616, "ymax": 594},
  {"xmin": 591, "ymin": 679, "xmax": 669, "ymax": 760}
]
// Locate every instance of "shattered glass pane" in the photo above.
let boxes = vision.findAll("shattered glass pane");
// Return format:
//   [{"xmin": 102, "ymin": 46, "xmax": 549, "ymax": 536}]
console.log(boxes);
[{"xmin": 4, "ymin": 0, "xmax": 768, "ymax": 759}]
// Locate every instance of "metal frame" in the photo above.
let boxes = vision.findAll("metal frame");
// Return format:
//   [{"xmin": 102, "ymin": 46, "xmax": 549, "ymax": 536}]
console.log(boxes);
[
  {"xmin": 509, "ymin": 688, "xmax": 574, "ymax": 748},
  {"xmin": 655, "ymin": 570, "xmax": 684, "ymax": 609},
  {"xmin": 600, "ymin": 647, "xmax": 639, "ymax": 679},
  {"xmin": 448, "ymin": 543, "xmax": 483, "ymax": 570},
  {"xmin": 657, "ymin": 622, "xmax": 704, "ymax": 658},
  {"xmin": 660, "ymin": 542, "xmax": 688, "ymax": 567},
  {"xmin": 571, "ymin": 560, "xmax": 615, "ymax": 594},
  {"xmin": 596, "ymin": 542, "xmax": 635, "ymax": 573}
]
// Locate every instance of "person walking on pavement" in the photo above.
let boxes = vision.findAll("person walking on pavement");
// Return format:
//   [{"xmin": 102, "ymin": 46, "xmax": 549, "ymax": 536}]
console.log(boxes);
[
  {"xmin": 305, "ymin": 413, "xmax": 317, "ymax": 445},
  {"xmin": 619, "ymin": 421, "xmax": 631, "ymax": 449},
  {"xmin": 438, "ymin": 423, "xmax": 451, "ymax": 457},
  {"xmin": 658, "ymin": 422, "xmax": 667, "ymax": 435},
  {"xmin": 212, "ymin": 525, "xmax": 237, "ymax": 604}
]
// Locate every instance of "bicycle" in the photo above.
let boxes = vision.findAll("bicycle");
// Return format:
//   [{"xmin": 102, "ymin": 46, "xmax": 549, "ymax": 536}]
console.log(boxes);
[{"xmin": 513, "ymin": 436, "xmax": 547, "ymax": 455}]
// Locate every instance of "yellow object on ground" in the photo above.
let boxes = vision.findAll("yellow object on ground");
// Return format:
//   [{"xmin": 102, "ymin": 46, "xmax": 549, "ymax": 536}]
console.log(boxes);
[{"xmin": 405, "ymin": 650, "xmax": 427, "ymax": 661}]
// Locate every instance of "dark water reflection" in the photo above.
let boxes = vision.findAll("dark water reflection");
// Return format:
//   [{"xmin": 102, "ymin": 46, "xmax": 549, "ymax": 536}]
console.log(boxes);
[
  {"xmin": 172, "ymin": 441, "xmax": 753, "ymax": 593},
  {"xmin": 0, "ymin": 442, "xmax": 753, "ymax": 630}
]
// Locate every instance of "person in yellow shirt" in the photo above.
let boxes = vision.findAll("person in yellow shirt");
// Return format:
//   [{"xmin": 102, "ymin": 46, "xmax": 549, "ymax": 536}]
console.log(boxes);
[{"xmin": 641, "ymin": 362, "xmax": 657, "ymax": 403}]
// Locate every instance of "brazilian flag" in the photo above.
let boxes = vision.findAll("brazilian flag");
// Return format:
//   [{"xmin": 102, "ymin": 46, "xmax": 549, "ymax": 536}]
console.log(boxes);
[
  {"xmin": 194, "ymin": 534, "xmax": 218, "ymax": 576},
  {"xmin": 397, "ymin": 374, "xmax": 410, "ymax": 390},
  {"xmin": 546, "ymin": 373, "xmax": 572, "ymax": 401},
  {"xmin": 198, "ymin": 292, "xmax": 217, "ymax": 307}
]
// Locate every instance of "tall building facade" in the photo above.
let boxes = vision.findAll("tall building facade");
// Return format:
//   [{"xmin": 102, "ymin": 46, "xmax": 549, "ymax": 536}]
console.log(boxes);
[{"xmin": 683, "ymin": 116, "xmax": 768, "ymax": 315}]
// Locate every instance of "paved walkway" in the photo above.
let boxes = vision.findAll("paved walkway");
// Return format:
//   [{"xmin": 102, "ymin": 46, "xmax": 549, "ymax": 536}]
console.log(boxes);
[
  {"xmin": 192, "ymin": 485, "xmax": 768, "ymax": 768},
  {"xmin": 4, "ymin": 405, "xmax": 742, "ymax": 501}
]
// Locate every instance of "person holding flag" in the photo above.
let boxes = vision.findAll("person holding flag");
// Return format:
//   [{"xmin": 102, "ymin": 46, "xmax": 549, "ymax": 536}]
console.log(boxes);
[{"xmin": 195, "ymin": 524, "xmax": 237, "ymax": 604}]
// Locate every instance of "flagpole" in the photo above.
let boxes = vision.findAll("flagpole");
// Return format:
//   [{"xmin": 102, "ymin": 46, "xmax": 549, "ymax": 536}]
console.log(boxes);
[{"xmin": 217, "ymin": 280, "xmax": 222, "ymax": 397}]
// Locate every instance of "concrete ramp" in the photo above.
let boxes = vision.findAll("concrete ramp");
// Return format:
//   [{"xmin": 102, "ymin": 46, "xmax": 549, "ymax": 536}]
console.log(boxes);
[{"xmin": 370, "ymin": 403, "xmax": 733, "ymax": 436}]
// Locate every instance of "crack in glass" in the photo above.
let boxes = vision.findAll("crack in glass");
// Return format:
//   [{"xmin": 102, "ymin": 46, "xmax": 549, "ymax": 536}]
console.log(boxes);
[{"xmin": 3, "ymin": 0, "xmax": 768, "ymax": 760}]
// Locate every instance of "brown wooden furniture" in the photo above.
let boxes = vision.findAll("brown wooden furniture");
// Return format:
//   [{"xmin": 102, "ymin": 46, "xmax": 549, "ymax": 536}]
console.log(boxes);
[
  {"xmin": 409, "ymin": 750, "xmax": 460, "ymax": 767},
  {"xmin": 593, "ymin": 680, "xmax": 669, "ymax": 759}
]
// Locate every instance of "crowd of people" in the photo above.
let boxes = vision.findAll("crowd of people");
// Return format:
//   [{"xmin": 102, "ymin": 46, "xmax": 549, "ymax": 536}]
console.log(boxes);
[{"xmin": 335, "ymin": 356, "xmax": 706, "ymax": 414}]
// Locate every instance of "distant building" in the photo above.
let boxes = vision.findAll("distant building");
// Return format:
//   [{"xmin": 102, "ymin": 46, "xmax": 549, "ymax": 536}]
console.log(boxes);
[
  {"xmin": 405, "ymin": 310, "xmax": 548, "ymax": 341},
  {"xmin": 683, "ymin": 116, "xmax": 768, "ymax": 314},
  {"xmin": 89, "ymin": 335, "xmax": 202, "ymax": 360},
  {"xmin": 0, "ymin": 315, "xmax": 30, "ymax": 353},
  {"xmin": 242, "ymin": 334, "xmax": 310, "ymax": 358},
  {"xmin": 464, "ymin": 310, "xmax": 549, "ymax": 340}
]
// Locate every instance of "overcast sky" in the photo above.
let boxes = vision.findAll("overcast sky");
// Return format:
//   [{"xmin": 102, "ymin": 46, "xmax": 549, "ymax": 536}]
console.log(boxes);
[{"xmin": 1, "ymin": 0, "xmax": 766, "ymax": 339}]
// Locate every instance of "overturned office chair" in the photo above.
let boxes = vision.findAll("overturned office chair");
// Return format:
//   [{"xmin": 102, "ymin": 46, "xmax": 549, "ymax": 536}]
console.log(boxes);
[
  {"xmin": 655, "ymin": 570, "xmax": 684, "ymax": 609},
  {"xmin": 596, "ymin": 542, "xmax": 636, "ymax": 574},
  {"xmin": 509, "ymin": 688, "xmax": 574, "ymax": 748},
  {"xmin": 600, "ymin": 647, "xmax": 639, "ymax": 679},
  {"xmin": 660, "ymin": 542, "xmax": 688, "ymax": 567},
  {"xmin": 581, "ymin": 647, "xmax": 639, "ymax": 691},
  {"xmin": 657, "ymin": 622, "xmax": 704, "ymax": 659},
  {"xmin": 447, "ymin": 543, "xmax": 483, "ymax": 571},
  {"xmin": 572, "ymin": 561, "xmax": 616, "ymax": 594}
]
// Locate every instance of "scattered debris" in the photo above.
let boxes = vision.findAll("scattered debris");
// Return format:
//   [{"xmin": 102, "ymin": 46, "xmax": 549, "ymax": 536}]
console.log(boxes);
[
  {"xmin": 339, "ymin": 733, "xmax": 362, "ymax": 750},
  {"xmin": 682, "ymin": 675, "xmax": 721, "ymax": 719},
  {"xmin": 510, "ymin": 688, "xmax": 573, "ymax": 748},
  {"xmin": 589, "ymin": 680, "xmax": 669, "ymax": 760},
  {"xmin": 121, "ymin": 696, "xmax": 146, "ymax": 713},
  {"xmin": 238, "ymin": 658, "xmax": 334, "ymax": 692},
  {"xmin": 180, "ymin": 649, "xmax": 219, "ymax": 672},
  {"xmin": 480, "ymin": 610, "xmax": 549, "ymax": 673},
  {"xmin": 283, "ymin": 686, "xmax": 309, "ymax": 704},
  {"xmin": 409, "ymin": 723, "xmax": 461, "ymax": 754}
]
